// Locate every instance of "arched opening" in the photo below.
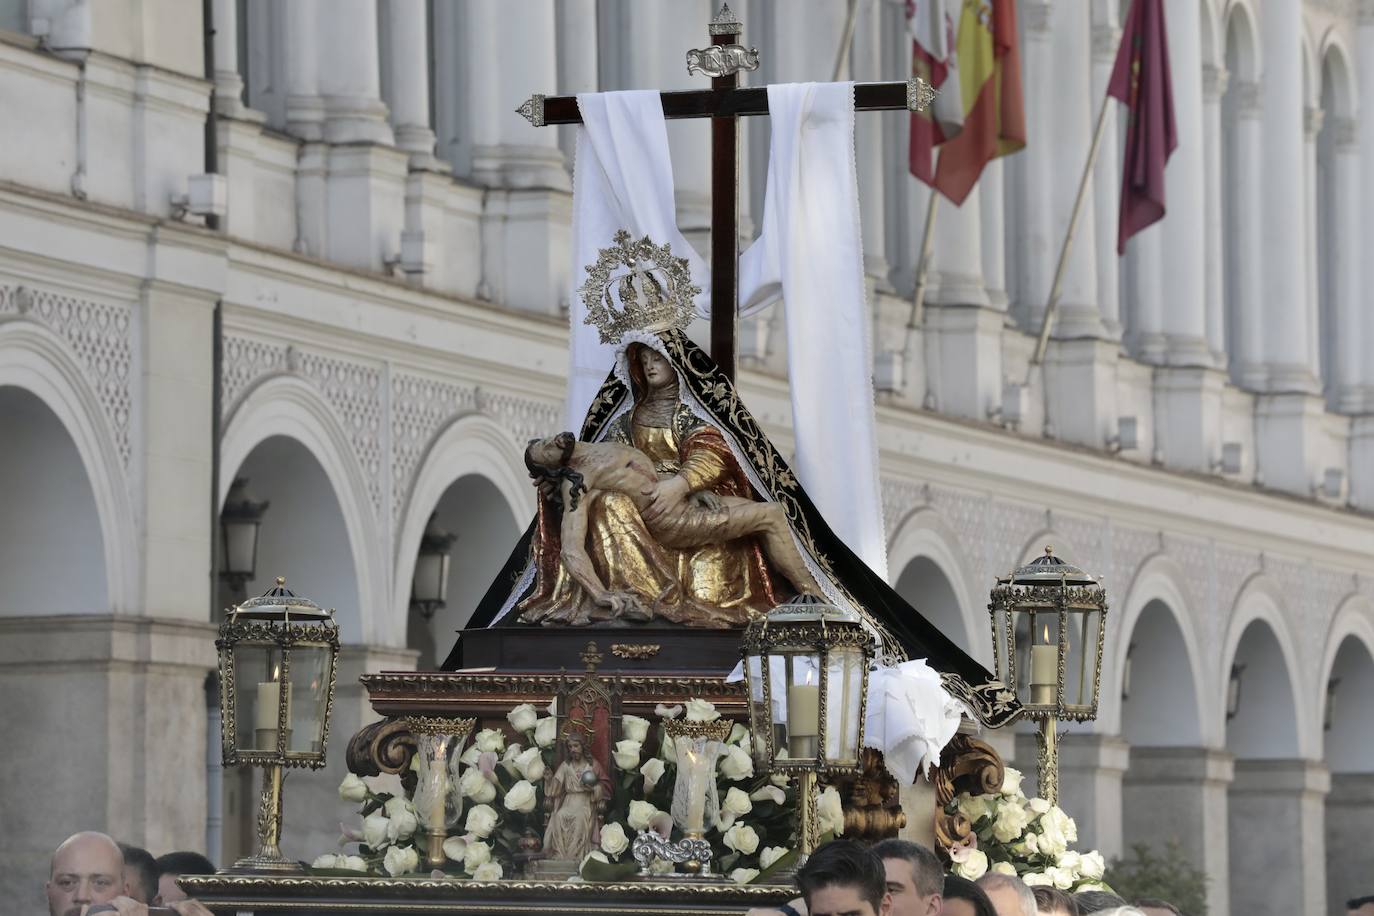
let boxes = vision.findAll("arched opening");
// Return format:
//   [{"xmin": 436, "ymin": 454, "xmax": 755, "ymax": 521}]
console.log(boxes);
[
  {"xmin": 227, "ymin": 435, "xmax": 362, "ymax": 635},
  {"xmin": 1226, "ymin": 616, "xmax": 1306, "ymax": 915},
  {"xmin": 0, "ymin": 386, "xmax": 107, "ymax": 615},
  {"xmin": 1324, "ymin": 634, "xmax": 1374, "ymax": 909},
  {"xmin": 1119, "ymin": 599, "xmax": 1206, "ymax": 872},
  {"xmin": 893, "ymin": 556, "xmax": 973, "ymax": 655},
  {"xmin": 405, "ymin": 474, "xmax": 522, "ymax": 670}
]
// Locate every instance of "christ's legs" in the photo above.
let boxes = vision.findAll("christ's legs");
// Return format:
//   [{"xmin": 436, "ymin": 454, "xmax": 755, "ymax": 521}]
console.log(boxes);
[{"xmin": 694, "ymin": 500, "xmax": 821, "ymax": 597}]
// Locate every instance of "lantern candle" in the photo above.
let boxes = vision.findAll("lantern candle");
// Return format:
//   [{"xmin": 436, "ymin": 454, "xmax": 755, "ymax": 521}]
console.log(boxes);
[
  {"xmin": 255, "ymin": 678, "xmax": 291, "ymax": 749},
  {"xmin": 1030, "ymin": 624, "xmax": 1057, "ymax": 705},
  {"xmin": 787, "ymin": 667, "xmax": 820, "ymax": 758}
]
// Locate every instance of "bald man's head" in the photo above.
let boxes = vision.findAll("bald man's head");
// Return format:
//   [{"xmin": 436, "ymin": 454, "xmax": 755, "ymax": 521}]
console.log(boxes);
[{"xmin": 47, "ymin": 832, "xmax": 124, "ymax": 916}]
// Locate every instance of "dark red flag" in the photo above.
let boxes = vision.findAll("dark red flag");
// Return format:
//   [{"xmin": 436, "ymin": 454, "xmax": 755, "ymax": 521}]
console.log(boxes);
[{"xmin": 1108, "ymin": 0, "xmax": 1176, "ymax": 254}]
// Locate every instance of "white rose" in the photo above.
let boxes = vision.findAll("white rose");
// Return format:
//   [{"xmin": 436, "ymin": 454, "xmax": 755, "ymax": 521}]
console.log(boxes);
[
  {"xmin": 685, "ymin": 698, "xmax": 720, "ymax": 722},
  {"xmin": 465, "ymin": 803, "xmax": 499, "ymax": 838},
  {"xmin": 730, "ymin": 867, "xmax": 760, "ymax": 885},
  {"xmin": 384, "ymin": 799, "xmax": 418, "ymax": 842},
  {"xmin": 728, "ymin": 722, "xmax": 749, "ymax": 744},
  {"xmin": 472, "ymin": 861, "xmax": 504, "ymax": 881},
  {"xmin": 1046, "ymin": 865, "xmax": 1074, "ymax": 889},
  {"xmin": 991, "ymin": 799, "xmax": 1031, "ymax": 843},
  {"xmin": 770, "ymin": 773, "xmax": 791, "ymax": 787},
  {"xmin": 621, "ymin": 714, "xmax": 650, "ymax": 744},
  {"xmin": 1028, "ymin": 797, "xmax": 1051, "ymax": 815},
  {"xmin": 1056, "ymin": 850, "xmax": 1081, "ymax": 874},
  {"xmin": 442, "ymin": 836, "xmax": 468, "ymax": 862},
  {"xmin": 507, "ymin": 703, "xmax": 539, "ymax": 733},
  {"xmin": 1000, "ymin": 766, "xmax": 1024, "ymax": 797},
  {"xmin": 362, "ymin": 812, "xmax": 390, "ymax": 850},
  {"xmin": 958, "ymin": 794, "xmax": 993, "ymax": 824},
  {"xmin": 460, "ymin": 745, "xmax": 482, "ymax": 766},
  {"xmin": 514, "ymin": 746, "xmax": 546, "ymax": 782},
  {"xmin": 474, "ymin": 728, "xmax": 506, "ymax": 753},
  {"xmin": 719, "ymin": 745, "xmax": 754, "ymax": 781},
  {"xmin": 338, "ymin": 773, "xmax": 368, "ymax": 803},
  {"xmin": 600, "ymin": 821, "xmax": 630, "ymax": 858},
  {"xmin": 654, "ymin": 703, "xmax": 683, "ymax": 719},
  {"xmin": 500, "ymin": 743, "xmax": 524, "ymax": 776},
  {"xmin": 312, "ymin": 854, "xmax": 340, "ymax": 869},
  {"xmin": 628, "ymin": 800, "xmax": 660, "ymax": 831},
  {"xmin": 816, "ymin": 786, "xmax": 845, "ymax": 836},
  {"xmin": 463, "ymin": 840, "xmax": 492, "ymax": 871},
  {"xmin": 759, "ymin": 846, "xmax": 789, "ymax": 870},
  {"xmin": 340, "ymin": 855, "xmax": 367, "ymax": 872},
  {"xmin": 640, "ymin": 757, "xmax": 666, "ymax": 791},
  {"xmin": 953, "ymin": 848, "xmax": 988, "ymax": 880},
  {"xmin": 1037, "ymin": 807, "xmax": 1072, "ymax": 858},
  {"xmin": 460, "ymin": 766, "xmax": 497, "ymax": 804},
  {"xmin": 991, "ymin": 861, "xmax": 1017, "ymax": 876},
  {"xmin": 723, "ymin": 822, "xmax": 760, "ymax": 855},
  {"xmin": 751, "ymin": 785, "xmax": 785, "ymax": 805},
  {"xmin": 504, "ymin": 779, "xmax": 538, "ymax": 814},
  {"xmin": 1078, "ymin": 850, "xmax": 1106, "ymax": 880},
  {"xmin": 1011, "ymin": 832, "xmax": 1040, "ymax": 856},
  {"xmin": 1022, "ymin": 872, "xmax": 1053, "ymax": 887},
  {"xmin": 383, "ymin": 845, "xmax": 420, "ymax": 876},
  {"xmin": 721, "ymin": 787, "xmax": 753, "ymax": 817},
  {"xmin": 613, "ymin": 738, "xmax": 642, "ymax": 770},
  {"xmin": 534, "ymin": 716, "xmax": 557, "ymax": 748}
]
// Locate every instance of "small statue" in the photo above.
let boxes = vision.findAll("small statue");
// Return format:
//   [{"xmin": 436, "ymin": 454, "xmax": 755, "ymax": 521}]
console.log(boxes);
[
  {"xmin": 521, "ymin": 430, "xmax": 822, "ymax": 627},
  {"xmin": 542, "ymin": 724, "xmax": 611, "ymax": 863}
]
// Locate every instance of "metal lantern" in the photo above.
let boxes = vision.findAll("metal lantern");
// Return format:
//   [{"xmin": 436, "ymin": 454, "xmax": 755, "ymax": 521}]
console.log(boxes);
[
  {"xmin": 410, "ymin": 512, "xmax": 456, "ymax": 620},
  {"xmin": 988, "ymin": 546, "xmax": 1108, "ymax": 803},
  {"xmin": 216, "ymin": 577, "xmax": 340, "ymax": 873},
  {"xmin": 219, "ymin": 477, "xmax": 269, "ymax": 600},
  {"xmin": 741, "ymin": 596, "xmax": 873, "ymax": 859}
]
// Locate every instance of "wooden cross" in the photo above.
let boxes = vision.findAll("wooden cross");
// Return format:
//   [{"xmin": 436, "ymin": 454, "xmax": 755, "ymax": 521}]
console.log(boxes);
[{"xmin": 517, "ymin": 3, "xmax": 934, "ymax": 382}]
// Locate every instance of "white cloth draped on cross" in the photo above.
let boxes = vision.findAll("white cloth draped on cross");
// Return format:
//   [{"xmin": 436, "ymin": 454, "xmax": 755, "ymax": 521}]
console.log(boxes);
[{"xmin": 567, "ymin": 82, "xmax": 887, "ymax": 580}]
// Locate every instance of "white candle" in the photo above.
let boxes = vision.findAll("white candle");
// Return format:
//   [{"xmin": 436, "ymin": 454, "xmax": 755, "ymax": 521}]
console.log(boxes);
[
  {"xmin": 255, "ymin": 680, "xmax": 291, "ymax": 747},
  {"xmin": 1030, "ymin": 625, "xmax": 1057, "ymax": 704},
  {"xmin": 679, "ymin": 740, "xmax": 706, "ymax": 833},
  {"xmin": 787, "ymin": 669, "xmax": 820, "ymax": 759}
]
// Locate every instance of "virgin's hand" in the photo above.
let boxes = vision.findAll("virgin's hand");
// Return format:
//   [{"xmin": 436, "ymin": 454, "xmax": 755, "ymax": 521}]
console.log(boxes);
[{"xmin": 641, "ymin": 476, "xmax": 691, "ymax": 525}]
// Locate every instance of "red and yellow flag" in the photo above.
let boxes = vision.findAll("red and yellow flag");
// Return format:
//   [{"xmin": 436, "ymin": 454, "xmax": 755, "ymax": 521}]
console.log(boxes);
[{"xmin": 931, "ymin": 0, "xmax": 1026, "ymax": 205}]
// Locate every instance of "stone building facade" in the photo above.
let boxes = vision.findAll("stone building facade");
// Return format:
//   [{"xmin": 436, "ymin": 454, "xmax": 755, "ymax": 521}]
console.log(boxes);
[{"xmin": 0, "ymin": 1, "xmax": 1370, "ymax": 913}]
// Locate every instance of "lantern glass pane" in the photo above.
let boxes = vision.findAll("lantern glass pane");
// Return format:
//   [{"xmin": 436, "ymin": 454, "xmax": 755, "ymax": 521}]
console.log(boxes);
[
  {"xmin": 1014, "ymin": 609, "xmax": 1061, "ymax": 706},
  {"xmin": 745, "ymin": 653, "xmax": 771, "ymax": 762},
  {"xmin": 823, "ymin": 647, "xmax": 864, "ymax": 765},
  {"xmin": 781, "ymin": 652, "xmax": 821, "ymax": 763},
  {"xmin": 412, "ymin": 552, "xmax": 449, "ymax": 605},
  {"xmin": 222, "ymin": 519, "xmax": 259, "ymax": 577},
  {"xmin": 235, "ymin": 642, "xmax": 285, "ymax": 753},
  {"xmin": 1064, "ymin": 607, "xmax": 1101, "ymax": 709},
  {"xmin": 287, "ymin": 643, "xmax": 331, "ymax": 755}
]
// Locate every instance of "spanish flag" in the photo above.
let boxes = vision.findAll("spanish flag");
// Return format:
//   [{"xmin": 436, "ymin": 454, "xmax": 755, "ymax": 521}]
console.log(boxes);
[{"xmin": 931, "ymin": 0, "xmax": 1026, "ymax": 205}]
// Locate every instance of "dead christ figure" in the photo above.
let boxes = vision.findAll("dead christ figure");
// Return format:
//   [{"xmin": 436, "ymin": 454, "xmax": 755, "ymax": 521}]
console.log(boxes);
[{"xmin": 521, "ymin": 431, "xmax": 821, "ymax": 625}]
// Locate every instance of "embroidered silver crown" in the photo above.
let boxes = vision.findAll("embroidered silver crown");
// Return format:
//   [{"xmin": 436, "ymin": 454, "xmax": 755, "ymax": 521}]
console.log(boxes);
[{"xmin": 580, "ymin": 230, "xmax": 701, "ymax": 345}]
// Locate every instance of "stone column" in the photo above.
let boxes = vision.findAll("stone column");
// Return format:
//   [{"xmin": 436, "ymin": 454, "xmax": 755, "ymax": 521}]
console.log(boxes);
[
  {"xmin": 980, "ymin": 160, "xmax": 1007, "ymax": 311},
  {"xmin": 1257, "ymin": 3, "xmax": 1317, "ymax": 392},
  {"xmin": 1090, "ymin": 11, "xmax": 1121, "ymax": 338},
  {"xmin": 1304, "ymin": 105, "xmax": 1324, "ymax": 383},
  {"xmin": 1329, "ymin": 117, "xmax": 1364, "ymax": 413},
  {"xmin": 1229, "ymin": 759, "xmax": 1329, "ymax": 916},
  {"xmin": 555, "ymin": 0, "xmax": 599, "ymax": 169},
  {"xmin": 317, "ymin": 0, "xmax": 394, "ymax": 145},
  {"xmin": 466, "ymin": 0, "xmax": 568, "ymax": 189},
  {"xmin": 1225, "ymin": 81, "xmax": 1265, "ymax": 388},
  {"xmin": 1355, "ymin": 10, "xmax": 1374, "ymax": 412},
  {"xmin": 852, "ymin": 0, "xmax": 891, "ymax": 288},
  {"xmin": 284, "ymin": 0, "xmax": 325, "ymax": 140},
  {"xmin": 1202, "ymin": 64, "xmax": 1228, "ymax": 364},
  {"xmin": 1123, "ymin": 747, "xmax": 1233, "ymax": 916},
  {"xmin": 1154, "ymin": 0, "xmax": 1208, "ymax": 366},
  {"xmin": 210, "ymin": 0, "xmax": 247, "ymax": 117},
  {"xmin": 1327, "ymin": 773, "xmax": 1374, "ymax": 912},
  {"xmin": 380, "ymin": 0, "xmax": 439, "ymax": 166}
]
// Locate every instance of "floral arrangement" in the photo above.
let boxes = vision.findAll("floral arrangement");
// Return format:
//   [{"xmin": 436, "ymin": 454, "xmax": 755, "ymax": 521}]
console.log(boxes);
[
  {"xmin": 947, "ymin": 765, "xmax": 1111, "ymax": 891},
  {"xmin": 317, "ymin": 697, "xmax": 839, "ymax": 883}
]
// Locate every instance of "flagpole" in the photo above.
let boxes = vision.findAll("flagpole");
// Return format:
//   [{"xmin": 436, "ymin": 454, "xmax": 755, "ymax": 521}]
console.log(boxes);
[
  {"xmin": 907, "ymin": 191, "xmax": 940, "ymax": 329},
  {"xmin": 1028, "ymin": 90, "xmax": 1114, "ymax": 371}
]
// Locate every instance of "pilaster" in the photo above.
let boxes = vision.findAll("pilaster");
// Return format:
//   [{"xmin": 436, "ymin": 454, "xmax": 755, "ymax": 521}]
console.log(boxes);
[
  {"xmin": 210, "ymin": 0, "xmax": 249, "ymax": 118},
  {"xmin": 1349, "ymin": 416, "xmax": 1374, "ymax": 511},
  {"xmin": 1090, "ymin": 17, "xmax": 1122, "ymax": 338},
  {"xmin": 924, "ymin": 303, "xmax": 1003, "ymax": 422},
  {"xmin": 1042, "ymin": 337, "xmax": 1120, "ymax": 449},
  {"xmin": 1229, "ymin": 759, "xmax": 1329, "ymax": 916},
  {"xmin": 1123, "ymin": 747, "xmax": 1233, "ymax": 916},
  {"xmin": 1254, "ymin": 391, "xmax": 1325, "ymax": 496},
  {"xmin": 479, "ymin": 188, "xmax": 574, "ymax": 315},
  {"xmin": 318, "ymin": 0, "xmax": 394, "ymax": 146},
  {"xmin": 1226, "ymin": 81, "xmax": 1265, "ymax": 389},
  {"xmin": 1201, "ymin": 64, "xmax": 1228, "ymax": 365},
  {"xmin": 284, "ymin": 0, "xmax": 325, "ymax": 140},
  {"xmin": 323, "ymin": 144, "xmax": 410, "ymax": 271},
  {"xmin": 380, "ymin": 0, "xmax": 442, "ymax": 169},
  {"xmin": 1153, "ymin": 366, "xmax": 1226, "ymax": 474}
]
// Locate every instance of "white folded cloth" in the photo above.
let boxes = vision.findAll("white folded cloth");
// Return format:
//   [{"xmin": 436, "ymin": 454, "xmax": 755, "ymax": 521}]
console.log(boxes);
[{"xmin": 863, "ymin": 658, "xmax": 966, "ymax": 784}]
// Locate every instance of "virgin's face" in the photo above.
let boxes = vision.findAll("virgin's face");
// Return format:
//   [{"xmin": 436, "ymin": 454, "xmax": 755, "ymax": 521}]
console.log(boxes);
[{"xmin": 637, "ymin": 347, "xmax": 674, "ymax": 390}]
